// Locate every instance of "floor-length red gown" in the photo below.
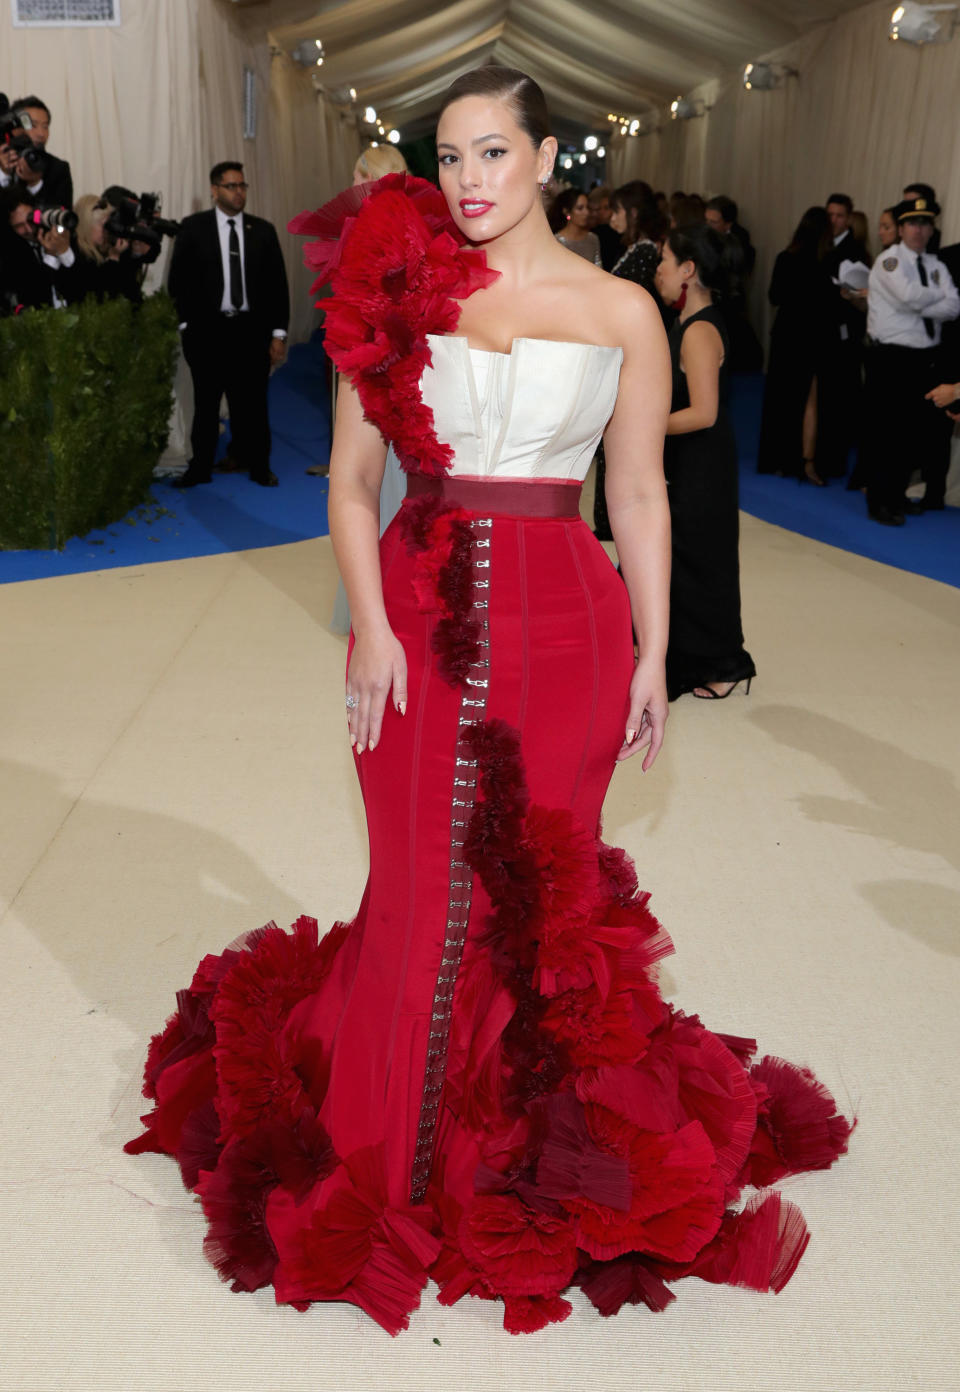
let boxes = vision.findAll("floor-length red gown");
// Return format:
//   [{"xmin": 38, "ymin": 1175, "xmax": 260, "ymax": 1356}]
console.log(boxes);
[{"xmin": 125, "ymin": 176, "xmax": 851, "ymax": 1336}]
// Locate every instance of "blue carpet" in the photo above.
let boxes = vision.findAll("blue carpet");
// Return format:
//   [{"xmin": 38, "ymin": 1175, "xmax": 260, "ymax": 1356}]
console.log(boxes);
[
  {"xmin": 730, "ymin": 373, "xmax": 960, "ymax": 591},
  {"xmin": 0, "ymin": 332, "xmax": 331, "ymax": 584},
  {"xmin": 2, "ymin": 355, "xmax": 957, "ymax": 590}
]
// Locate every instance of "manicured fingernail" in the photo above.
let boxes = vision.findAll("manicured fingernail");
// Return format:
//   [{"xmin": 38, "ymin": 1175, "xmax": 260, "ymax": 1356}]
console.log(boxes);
[
  {"xmin": 368, "ymin": 740, "xmax": 376, "ymax": 751},
  {"xmin": 398, "ymin": 701, "xmax": 406, "ymax": 716},
  {"xmin": 356, "ymin": 743, "xmax": 364, "ymax": 755},
  {"xmin": 350, "ymin": 734, "xmax": 356, "ymax": 747},
  {"xmin": 626, "ymin": 729, "xmax": 637, "ymax": 744}
]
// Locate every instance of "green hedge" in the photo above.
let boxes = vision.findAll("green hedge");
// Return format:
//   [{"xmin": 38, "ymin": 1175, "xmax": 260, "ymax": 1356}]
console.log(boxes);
[{"xmin": 0, "ymin": 292, "xmax": 179, "ymax": 550}]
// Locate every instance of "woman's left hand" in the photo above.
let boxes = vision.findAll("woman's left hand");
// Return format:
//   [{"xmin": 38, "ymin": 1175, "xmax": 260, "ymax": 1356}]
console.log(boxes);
[{"xmin": 617, "ymin": 657, "xmax": 668, "ymax": 769}]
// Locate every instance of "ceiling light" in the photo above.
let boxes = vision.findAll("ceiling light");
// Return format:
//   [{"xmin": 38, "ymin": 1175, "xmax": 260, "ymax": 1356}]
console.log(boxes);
[
  {"xmin": 670, "ymin": 96, "xmax": 709, "ymax": 120},
  {"xmin": 387, "ymin": 128, "xmax": 400, "ymax": 144},
  {"xmin": 584, "ymin": 135, "xmax": 598, "ymax": 151},
  {"xmin": 562, "ymin": 157, "xmax": 573, "ymax": 169},
  {"xmin": 578, "ymin": 153, "xmax": 587, "ymax": 164},
  {"xmin": 292, "ymin": 38, "xmax": 324, "ymax": 66},
  {"xmin": 629, "ymin": 119, "xmax": 640, "ymax": 135},
  {"xmin": 597, "ymin": 145, "xmax": 606, "ymax": 158},
  {"xmin": 889, "ymin": 1, "xmax": 956, "ymax": 41},
  {"xmin": 349, "ymin": 87, "xmax": 357, "ymax": 100},
  {"xmin": 742, "ymin": 61, "xmax": 773, "ymax": 89},
  {"xmin": 742, "ymin": 60, "xmax": 799, "ymax": 89},
  {"xmin": 363, "ymin": 105, "xmax": 377, "ymax": 123}
]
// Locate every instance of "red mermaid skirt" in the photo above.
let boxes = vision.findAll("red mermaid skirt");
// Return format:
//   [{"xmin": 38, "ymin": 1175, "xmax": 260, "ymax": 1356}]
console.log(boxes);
[{"xmin": 125, "ymin": 477, "xmax": 851, "ymax": 1335}]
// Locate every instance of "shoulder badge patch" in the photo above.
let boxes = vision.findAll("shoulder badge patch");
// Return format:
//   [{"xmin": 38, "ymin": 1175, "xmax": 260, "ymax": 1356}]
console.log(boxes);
[
  {"xmin": 883, "ymin": 257, "xmax": 898, "ymax": 271},
  {"xmin": 932, "ymin": 269, "xmax": 941, "ymax": 285}
]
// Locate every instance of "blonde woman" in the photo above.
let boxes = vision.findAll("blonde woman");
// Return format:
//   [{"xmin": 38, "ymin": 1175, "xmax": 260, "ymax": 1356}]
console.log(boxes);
[
  {"xmin": 328, "ymin": 143, "xmax": 411, "ymax": 630},
  {"xmin": 72, "ymin": 193, "xmax": 140, "ymax": 302},
  {"xmin": 353, "ymin": 143, "xmax": 407, "ymax": 185}
]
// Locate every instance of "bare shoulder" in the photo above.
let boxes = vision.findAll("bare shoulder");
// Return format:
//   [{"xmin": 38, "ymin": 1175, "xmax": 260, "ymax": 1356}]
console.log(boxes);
[
  {"xmin": 592, "ymin": 276, "xmax": 666, "ymax": 357},
  {"xmin": 680, "ymin": 317, "xmax": 723, "ymax": 351}
]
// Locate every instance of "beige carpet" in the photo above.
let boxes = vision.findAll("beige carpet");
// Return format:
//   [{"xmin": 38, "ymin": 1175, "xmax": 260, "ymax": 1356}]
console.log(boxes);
[{"xmin": 2, "ymin": 511, "xmax": 958, "ymax": 1392}]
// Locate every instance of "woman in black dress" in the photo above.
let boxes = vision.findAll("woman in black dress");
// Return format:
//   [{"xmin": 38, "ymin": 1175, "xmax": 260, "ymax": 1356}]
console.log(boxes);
[
  {"xmin": 756, "ymin": 207, "xmax": 833, "ymax": 482},
  {"xmin": 593, "ymin": 181, "xmax": 667, "ymax": 537},
  {"xmin": 655, "ymin": 224, "xmax": 756, "ymax": 700}
]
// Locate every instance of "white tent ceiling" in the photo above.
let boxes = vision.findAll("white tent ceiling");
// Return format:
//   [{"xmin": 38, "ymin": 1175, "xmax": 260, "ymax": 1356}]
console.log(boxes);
[{"xmin": 232, "ymin": 0, "xmax": 876, "ymax": 134}]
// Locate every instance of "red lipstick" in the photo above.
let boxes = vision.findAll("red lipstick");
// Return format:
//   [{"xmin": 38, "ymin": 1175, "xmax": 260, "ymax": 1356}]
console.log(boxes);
[{"xmin": 459, "ymin": 199, "xmax": 494, "ymax": 218}]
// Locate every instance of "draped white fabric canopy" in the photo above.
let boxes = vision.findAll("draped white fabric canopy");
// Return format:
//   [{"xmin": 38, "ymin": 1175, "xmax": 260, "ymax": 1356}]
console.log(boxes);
[{"xmin": 261, "ymin": 0, "xmax": 873, "ymax": 129}]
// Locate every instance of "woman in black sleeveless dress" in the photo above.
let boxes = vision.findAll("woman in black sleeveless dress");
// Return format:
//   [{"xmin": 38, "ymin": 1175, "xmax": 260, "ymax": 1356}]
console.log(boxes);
[{"xmin": 655, "ymin": 224, "xmax": 756, "ymax": 700}]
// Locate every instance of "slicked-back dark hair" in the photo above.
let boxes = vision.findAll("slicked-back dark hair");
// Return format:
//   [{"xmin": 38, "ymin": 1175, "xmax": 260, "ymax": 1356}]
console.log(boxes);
[
  {"xmin": 210, "ymin": 160, "xmax": 244, "ymax": 186},
  {"xmin": 667, "ymin": 222, "xmax": 739, "ymax": 297},
  {"xmin": 903, "ymin": 181, "xmax": 936, "ymax": 202},
  {"xmin": 438, "ymin": 65, "xmax": 551, "ymax": 148},
  {"xmin": 826, "ymin": 192, "xmax": 853, "ymax": 212}
]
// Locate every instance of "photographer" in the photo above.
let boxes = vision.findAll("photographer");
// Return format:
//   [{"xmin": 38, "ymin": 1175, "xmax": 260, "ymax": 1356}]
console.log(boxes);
[
  {"xmin": 73, "ymin": 193, "xmax": 142, "ymax": 304},
  {"xmin": 0, "ymin": 94, "xmax": 72, "ymax": 209},
  {"xmin": 0, "ymin": 186, "xmax": 78, "ymax": 310}
]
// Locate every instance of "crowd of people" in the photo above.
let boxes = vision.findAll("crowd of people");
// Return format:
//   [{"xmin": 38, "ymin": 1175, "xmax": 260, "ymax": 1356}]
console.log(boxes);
[
  {"xmin": 0, "ymin": 88, "xmax": 292, "ymax": 490},
  {"xmin": 3, "ymin": 80, "xmax": 957, "ymax": 565},
  {"xmin": 756, "ymin": 185, "xmax": 960, "ymax": 522},
  {"xmin": 0, "ymin": 90, "xmax": 168, "ymax": 314}
]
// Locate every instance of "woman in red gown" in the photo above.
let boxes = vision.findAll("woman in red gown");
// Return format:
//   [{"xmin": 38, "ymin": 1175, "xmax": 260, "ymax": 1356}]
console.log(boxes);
[{"xmin": 125, "ymin": 68, "xmax": 851, "ymax": 1337}]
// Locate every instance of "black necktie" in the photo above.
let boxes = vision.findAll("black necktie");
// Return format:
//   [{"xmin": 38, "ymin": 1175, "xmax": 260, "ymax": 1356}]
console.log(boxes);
[
  {"xmin": 227, "ymin": 218, "xmax": 244, "ymax": 310},
  {"xmin": 916, "ymin": 255, "xmax": 935, "ymax": 340}
]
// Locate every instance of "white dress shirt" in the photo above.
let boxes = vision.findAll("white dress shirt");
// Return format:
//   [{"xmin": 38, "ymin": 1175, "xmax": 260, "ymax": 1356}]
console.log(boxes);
[
  {"xmin": 215, "ymin": 204, "xmax": 249, "ymax": 314},
  {"xmin": 206, "ymin": 204, "xmax": 285, "ymax": 338},
  {"xmin": 867, "ymin": 241, "xmax": 960, "ymax": 348}
]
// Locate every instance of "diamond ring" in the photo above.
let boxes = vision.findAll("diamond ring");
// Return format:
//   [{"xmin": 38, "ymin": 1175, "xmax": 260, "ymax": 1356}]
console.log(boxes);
[{"xmin": 345, "ymin": 693, "xmax": 359, "ymax": 710}]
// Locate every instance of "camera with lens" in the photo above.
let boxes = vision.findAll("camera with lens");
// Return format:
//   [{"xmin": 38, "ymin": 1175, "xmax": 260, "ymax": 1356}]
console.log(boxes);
[
  {"xmin": 0, "ymin": 93, "xmax": 46, "ymax": 176},
  {"xmin": 29, "ymin": 205, "xmax": 78, "ymax": 236},
  {"xmin": 103, "ymin": 189, "xmax": 180, "ymax": 264}
]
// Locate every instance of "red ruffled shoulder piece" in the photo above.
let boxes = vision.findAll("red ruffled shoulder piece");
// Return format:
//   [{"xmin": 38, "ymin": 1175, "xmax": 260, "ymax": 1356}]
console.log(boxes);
[{"xmin": 289, "ymin": 173, "xmax": 499, "ymax": 476}]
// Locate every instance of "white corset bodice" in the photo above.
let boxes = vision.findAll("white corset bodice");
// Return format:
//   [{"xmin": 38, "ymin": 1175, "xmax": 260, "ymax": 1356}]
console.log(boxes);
[{"xmin": 420, "ymin": 334, "xmax": 623, "ymax": 481}]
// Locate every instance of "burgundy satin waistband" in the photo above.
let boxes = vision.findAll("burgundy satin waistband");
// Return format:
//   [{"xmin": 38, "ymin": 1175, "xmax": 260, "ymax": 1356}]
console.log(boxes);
[{"xmin": 405, "ymin": 473, "xmax": 583, "ymax": 518}]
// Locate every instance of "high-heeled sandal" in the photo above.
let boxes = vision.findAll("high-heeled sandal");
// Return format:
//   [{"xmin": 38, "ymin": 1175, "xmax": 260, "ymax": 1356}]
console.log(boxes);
[
  {"xmin": 692, "ymin": 677, "xmax": 753, "ymax": 700},
  {"xmin": 802, "ymin": 458, "xmax": 827, "ymax": 487}
]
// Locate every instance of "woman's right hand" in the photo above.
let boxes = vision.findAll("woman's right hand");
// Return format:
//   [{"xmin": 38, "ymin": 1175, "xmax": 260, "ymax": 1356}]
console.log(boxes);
[{"xmin": 346, "ymin": 626, "xmax": 408, "ymax": 754}]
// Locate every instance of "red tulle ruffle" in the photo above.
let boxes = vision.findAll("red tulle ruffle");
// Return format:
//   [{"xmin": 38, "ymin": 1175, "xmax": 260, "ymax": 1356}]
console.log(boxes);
[
  {"xmin": 125, "ymin": 713, "xmax": 852, "ymax": 1335},
  {"xmin": 289, "ymin": 173, "xmax": 498, "ymax": 476}
]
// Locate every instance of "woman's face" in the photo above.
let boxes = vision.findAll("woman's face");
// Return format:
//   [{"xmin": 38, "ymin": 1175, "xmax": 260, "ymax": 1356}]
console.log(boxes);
[
  {"xmin": 569, "ymin": 194, "xmax": 590, "ymax": 229},
  {"xmin": 608, "ymin": 201, "xmax": 627, "ymax": 236},
  {"xmin": 654, "ymin": 240, "xmax": 690, "ymax": 305},
  {"xmin": 878, "ymin": 210, "xmax": 897, "ymax": 249},
  {"xmin": 436, "ymin": 95, "xmax": 555, "ymax": 243}
]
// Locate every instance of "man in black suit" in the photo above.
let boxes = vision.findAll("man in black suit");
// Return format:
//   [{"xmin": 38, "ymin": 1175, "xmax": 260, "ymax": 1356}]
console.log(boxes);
[
  {"xmin": 169, "ymin": 160, "xmax": 290, "ymax": 488},
  {"xmin": 817, "ymin": 192, "xmax": 870, "ymax": 481},
  {"xmin": 0, "ymin": 95, "xmax": 73, "ymax": 211}
]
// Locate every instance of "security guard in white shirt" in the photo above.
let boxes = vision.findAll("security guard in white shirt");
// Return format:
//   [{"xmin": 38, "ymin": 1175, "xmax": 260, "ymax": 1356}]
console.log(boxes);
[{"xmin": 860, "ymin": 195, "xmax": 960, "ymax": 523}]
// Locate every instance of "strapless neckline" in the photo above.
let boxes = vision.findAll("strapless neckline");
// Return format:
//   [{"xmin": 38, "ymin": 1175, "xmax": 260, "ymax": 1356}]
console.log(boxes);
[
  {"xmin": 420, "ymin": 332, "xmax": 623, "ymax": 483},
  {"xmin": 428, "ymin": 334, "xmax": 623, "ymax": 360}
]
